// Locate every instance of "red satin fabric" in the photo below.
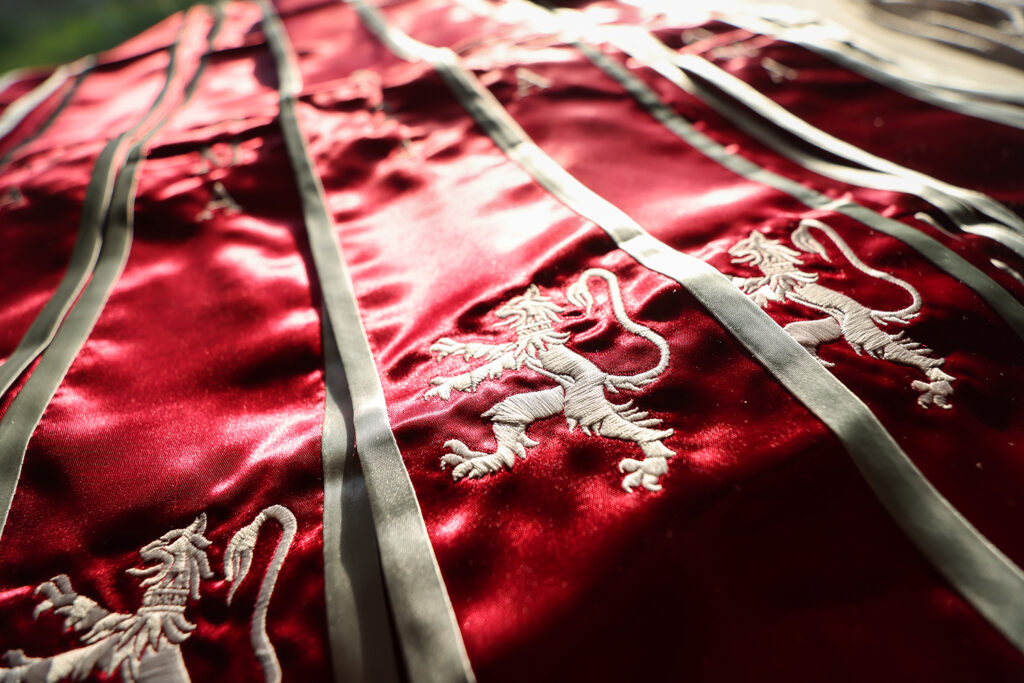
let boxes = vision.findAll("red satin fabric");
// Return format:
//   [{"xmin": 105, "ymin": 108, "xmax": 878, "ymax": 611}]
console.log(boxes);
[
  {"xmin": 640, "ymin": 19, "xmax": 1024, "ymax": 292},
  {"xmin": 277, "ymin": 0, "xmax": 1024, "ymax": 680},
  {"xmin": 0, "ymin": 5, "xmax": 331, "ymax": 680},
  {"xmin": 679, "ymin": 22, "xmax": 1024, "ymax": 215},
  {"xmin": 430, "ymin": 11, "xmax": 1024, "ymax": 558},
  {"xmin": 0, "ymin": 34, "xmax": 180, "ymax": 374},
  {"xmin": 1, "ymin": 0, "xmax": 1023, "ymax": 681}
]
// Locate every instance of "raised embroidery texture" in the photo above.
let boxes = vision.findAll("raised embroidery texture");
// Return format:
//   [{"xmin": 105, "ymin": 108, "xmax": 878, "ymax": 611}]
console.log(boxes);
[
  {"xmin": 0, "ymin": 505, "xmax": 296, "ymax": 683},
  {"xmin": 424, "ymin": 268, "xmax": 675, "ymax": 492},
  {"xmin": 728, "ymin": 219, "xmax": 954, "ymax": 409}
]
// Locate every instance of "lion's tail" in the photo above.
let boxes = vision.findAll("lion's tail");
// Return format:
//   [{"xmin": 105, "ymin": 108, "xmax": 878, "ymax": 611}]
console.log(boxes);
[
  {"xmin": 793, "ymin": 219, "xmax": 922, "ymax": 323},
  {"xmin": 225, "ymin": 505, "xmax": 297, "ymax": 683},
  {"xmin": 566, "ymin": 268, "xmax": 670, "ymax": 386}
]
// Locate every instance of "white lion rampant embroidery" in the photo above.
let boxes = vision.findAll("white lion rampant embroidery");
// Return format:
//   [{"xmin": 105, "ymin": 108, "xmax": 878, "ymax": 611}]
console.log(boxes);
[
  {"xmin": 424, "ymin": 268, "xmax": 675, "ymax": 492},
  {"xmin": 0, "ymin": 506, "xmax": 296, "ymax": 683},
  {"xmin": 728, "ymin": 219, "xmax": 954, "ymax": 409}
]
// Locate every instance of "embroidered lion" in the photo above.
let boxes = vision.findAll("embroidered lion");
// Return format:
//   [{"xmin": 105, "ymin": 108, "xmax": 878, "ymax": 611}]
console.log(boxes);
[
  {"xmin": 424, "ymin": 268, "xmax": 675, "ymax": 492},
  {"xmin": 728, "ymin": 219, "xmax": 954, "ymax": 409},
  {"xmin": 0, "ymin": 506, "xmax": 296, "ymax": 683}
]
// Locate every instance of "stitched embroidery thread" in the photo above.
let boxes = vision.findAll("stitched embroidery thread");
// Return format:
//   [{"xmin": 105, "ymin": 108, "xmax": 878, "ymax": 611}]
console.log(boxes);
[
  {"xmin": 728, "ymin": 219, "xmax": 954, "ymax": 409},
  {"xmin": 0, "ymin": 505, "xmax": 296, "ymax": 683},
  {"xmin": 514, "ymin": 67, "xmax": 552, "ymax": 98},
  {"xmin": 196, "ymin": 180, "xmax": 241, "ymax": 222},
  {"xmin": 424, "ymin": 268, "xmax": 675, "ymax": 492}
]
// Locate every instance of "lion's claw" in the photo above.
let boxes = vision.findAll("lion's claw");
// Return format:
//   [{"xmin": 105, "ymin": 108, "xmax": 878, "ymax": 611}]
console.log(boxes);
[
  {"xmin": 33, "ymin": 575, "xmax": 76, "ymax": 619},
  {"xmin": 912, "ymin": 379, "xmax": 953, "ymax": 410},
  {"xmin": 440, "ymin": 453, "xmax": 481, "ymax": 480},
  {"xmin": 440, "ymin": 453, "xmax": 466, "ymax": 470},
  {"xmin": 443, "ymin": 455, "xmax": 502, "ymax": 481},
  {"xmin": 618, "ymin": 457, "xmax": 668, "ymax": 493},
  {"xmin": 452, "ymin": 462, "xmax": 479, "ymax": 480},
  {"xmin": 440, "ymin": 441, "xmax": 512, "ymax": 481}
]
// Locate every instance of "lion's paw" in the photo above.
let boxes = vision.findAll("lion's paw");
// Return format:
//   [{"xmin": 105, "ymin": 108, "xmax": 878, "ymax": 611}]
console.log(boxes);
[
  {"xmin": 618, "ymin": 457, "xmax": 668, "ymax": 493},
  {"xmin": 452, "ymin": 461, "xmax": 485, "ymax": 480},
  {"xmin": 440, "ymin": 453, "xmax": 478, "ymax": 481},
  {"xmin": 33, "ymin": 575, "xmax": 77, "ymax": 619},
  {"xmin": 447, "ymin": 456, "xmax": 506, "ymax": 481},
  {"xmin": 440, "ymin": 452, "xmax": 466, "ymax": 468},
  {"xmin": 440, "ymin": 450, "xmax": 477, "ymax": 481},
  {"xmin": 912, "ymin": 379, "xmax": 953, "ymax": 410},
  {"xmin": 442, "ymin": 439, "xmax": 486, "ymax": 461},
  {"xmin": 441, "ymin": 441, "xmax": 510, "ymax": 481}
]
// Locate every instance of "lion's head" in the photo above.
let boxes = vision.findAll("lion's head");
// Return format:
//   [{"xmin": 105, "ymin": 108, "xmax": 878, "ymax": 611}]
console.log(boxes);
[
  {"xmin": 495, "ymin": 284, "xmax": 569, "ymax": 356},
  {"xmin": 495, "ymin": 285, "xmax": 562, "ymax": 328},
  {"xmin": 126, "ymin": 513, "xmax": 214, "ymax": 601},
  {"xmin": 728, "ymin": 230, "xmax": 804, "ymax": 271}
]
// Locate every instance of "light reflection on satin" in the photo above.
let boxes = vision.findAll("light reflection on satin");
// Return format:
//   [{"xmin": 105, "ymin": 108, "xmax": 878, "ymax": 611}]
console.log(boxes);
[
  {"xmin": 278, "ymin": 0, "xmax": 1024, "ymax": 680},
  {"xmin": 0, "ymin": 0, "xmax": 1023, "ymax": 681},
  {"xmin": 0, "ymin": 3, "xmax": 332, "ymax": 680}
]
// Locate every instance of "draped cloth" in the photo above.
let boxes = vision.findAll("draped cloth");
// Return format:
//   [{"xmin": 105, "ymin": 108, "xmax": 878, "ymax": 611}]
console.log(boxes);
[{"xmin": 0, "ymin": 1, "xmax": 1023, "ymax": 681}]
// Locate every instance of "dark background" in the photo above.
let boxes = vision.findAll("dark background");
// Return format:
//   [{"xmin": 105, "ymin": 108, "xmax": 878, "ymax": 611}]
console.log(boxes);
[{"xmin": 0, "ymin": 0, "xmax": 194, "ymax": 72}]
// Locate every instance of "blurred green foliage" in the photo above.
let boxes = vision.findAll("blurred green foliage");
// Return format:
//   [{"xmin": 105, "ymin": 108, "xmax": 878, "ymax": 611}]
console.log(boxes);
[{"xmin": 0, "ymin": 0, "xmax": 196, "ymax": 72}]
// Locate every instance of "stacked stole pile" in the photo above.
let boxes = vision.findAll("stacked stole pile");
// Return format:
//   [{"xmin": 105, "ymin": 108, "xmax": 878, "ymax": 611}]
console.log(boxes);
[{"xmin": 1, "ymin": 1, "xmax": 1023, "ymax": 681}]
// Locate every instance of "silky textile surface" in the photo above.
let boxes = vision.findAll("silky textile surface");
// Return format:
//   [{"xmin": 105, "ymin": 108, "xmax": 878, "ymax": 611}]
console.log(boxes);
[{"xmin": 0, "ymin": 1, "xmax": 1023, "ymax": 682}]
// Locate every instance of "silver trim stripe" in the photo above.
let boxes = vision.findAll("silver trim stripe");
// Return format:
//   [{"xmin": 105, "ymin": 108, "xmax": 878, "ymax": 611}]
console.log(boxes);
[
  {"xmin": 345, "ymin": 0, "xmax": 1024, "ymax": 655},
  {"xmin": 0, "ymin": 7, "xmax": 214, "ymax": 539},
  {"xmin": 716, "ymin": 9, "xmax": 1024, "ymax": 130},
  {"xmin": 0, "ymin": 61, "xmax": 82, "ymax": 143},
  {"xmin": 572, "ymin": 42, "xmax": 1024, "ymax": 341},
  {"xmin": 321, "ymin": 313, "xmax": 402, "ymax": 683},
  {"xmin": 616, "ymin": 0, "xmax": 1024, "ymax": 130},
  {"xmin": 0, "ymin": 29, "xmax": 189, "ymax": 404},
  {"xmin": 257, "ymin": 3, "xmax": 476, "ymax": 681},
  {"xmin": 549, "ymin": 8, "xmax": 1024, "ymax": 259},
  {"xmin": 670, "ymin": 52, "xmax": 1024, "ymax": 233},
  {"xmin": 0, "ymin": 63, "xmax": 92, "ymax": 170},
  {"xmin": 453, "ymin": 0, "xmax": 1024, "ymax": 338},
  {"xmin": 0, "ymin": 139, "xmax": 119, "ymax": 400},
  {"xmin": 0, "ymin": 59, "xmax": 95, "ymax": 169}
]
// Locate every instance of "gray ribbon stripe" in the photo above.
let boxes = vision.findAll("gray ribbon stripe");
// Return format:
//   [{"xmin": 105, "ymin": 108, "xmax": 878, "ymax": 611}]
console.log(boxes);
[
  {"xmin": 0, "ymin": 17, "xmax": 198, "ymax": 406},
  {"xmin": 0, "ymin": 61, "xmax": 81, "ymax": 143},
  {"xmin": 0, "ymin": 6, "xmax": 220, "ymax": 539},
  {"xmin": 572, "ymin": 41, "xmax": 1024, "ymax": 341},
  {"xmin": 451, "ymin": 0, "xmax": 1024, "ymax": 340},
  {"xmin": 345, "ymin": 0, "xmax": 1024, "ymax": 656},
  {"xmin": 320, "ymin": 311, "xmax": 402, "ymax": 683},
  {"xmin": 258, "ymin": 3, "xmax": 476, "ymax": 681},
  {"xmin": 0, "ymin": 58, "xmax": 94, "ymax": 170}
]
